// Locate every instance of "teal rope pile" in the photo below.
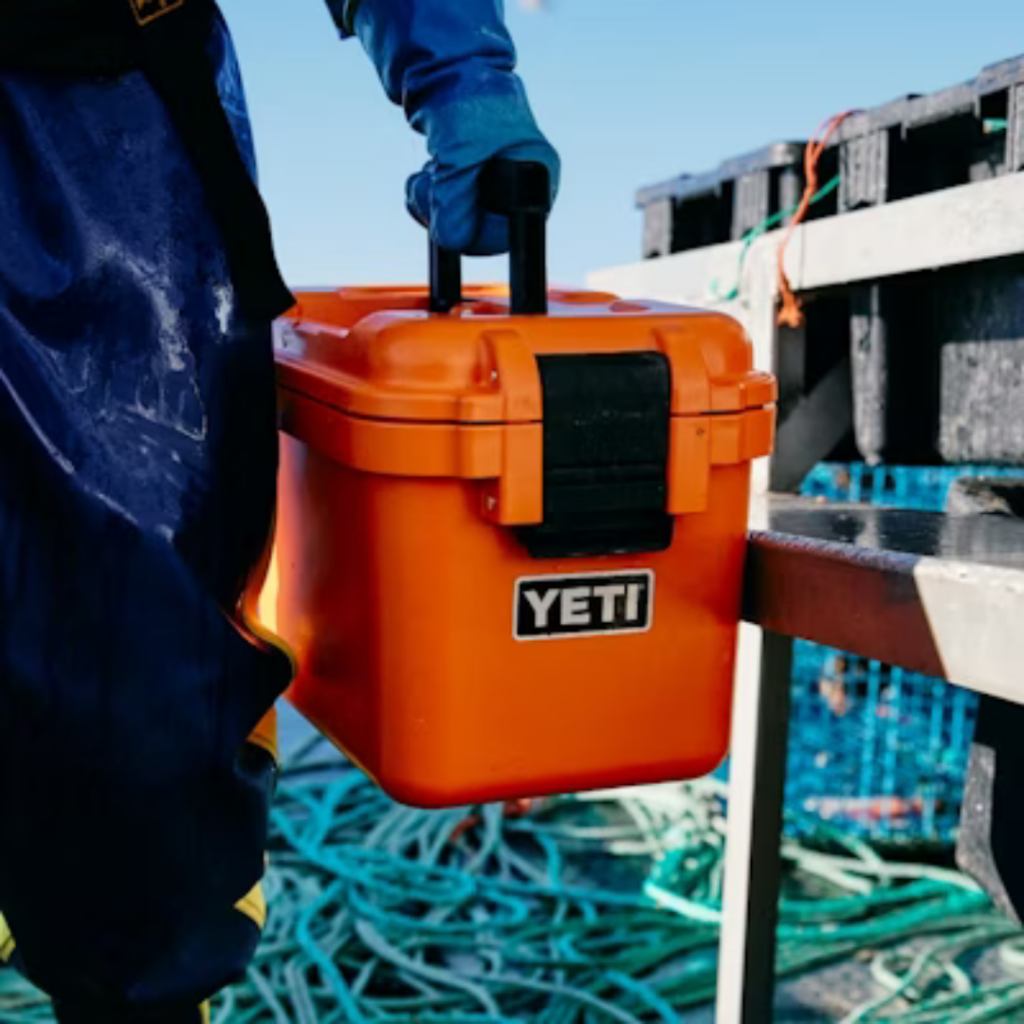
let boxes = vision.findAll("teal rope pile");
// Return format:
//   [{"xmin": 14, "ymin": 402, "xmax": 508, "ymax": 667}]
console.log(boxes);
[
  {"xmin": 0, "ymin": 965, "xmax": 50, "ymax": 1021},
  {"xmin": 647, "ymin": 787, "xmax": 1024, "ymax": 1022},
  {"xmin": 3, "ymin": 740, "xmax": 1024, "ymax": 1021}
]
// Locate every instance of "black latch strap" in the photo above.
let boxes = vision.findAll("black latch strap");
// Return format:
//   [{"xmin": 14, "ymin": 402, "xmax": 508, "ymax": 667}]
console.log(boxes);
[{"xmin": 518, "ymin": 351, "xmax": 674, "ymax": 559}]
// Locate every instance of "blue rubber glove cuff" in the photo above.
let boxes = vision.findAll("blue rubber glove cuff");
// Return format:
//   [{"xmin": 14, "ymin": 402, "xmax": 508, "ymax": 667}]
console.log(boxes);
[{"xmin": 348, "ymin": 0, "xmax": 560, "ymax": 256}]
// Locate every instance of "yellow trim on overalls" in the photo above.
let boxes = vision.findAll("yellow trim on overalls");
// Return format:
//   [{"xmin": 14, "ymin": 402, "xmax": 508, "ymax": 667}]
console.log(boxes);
[
  {"xmin": 247, "ymin": 706, "xmax": 279, "ymax": 764},
  {"xmin": 129, "ymin": 0, "xmax": 185, "ymax": 27},
  {"xmin": 234, "ymin": 881, "xmax": 267, "ymax": 930},
  {"xmin": 0, "ymin": 913, "xmax": 14, "ymax": 962}
]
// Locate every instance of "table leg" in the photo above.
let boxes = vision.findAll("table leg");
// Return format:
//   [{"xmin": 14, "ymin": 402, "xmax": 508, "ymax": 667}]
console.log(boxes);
[{"xmin": 716, "ymin": 630, "xmax": 794, "ymax": 1024}]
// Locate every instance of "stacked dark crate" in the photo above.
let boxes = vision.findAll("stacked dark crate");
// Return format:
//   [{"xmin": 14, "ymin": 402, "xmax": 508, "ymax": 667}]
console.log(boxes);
[{"xmin": 637, "ymin": 56, "xmax": 1024, "ymax": 465}]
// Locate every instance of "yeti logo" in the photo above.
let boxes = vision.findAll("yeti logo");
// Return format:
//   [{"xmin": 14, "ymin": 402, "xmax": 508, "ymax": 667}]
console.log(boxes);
[
  {"xmin": 129, "ymin": 0, "xmax": 185, "ymax": 25},
  {"xmin": 514, "ymin": 571, "xmax": 654, "ymax": 641}
]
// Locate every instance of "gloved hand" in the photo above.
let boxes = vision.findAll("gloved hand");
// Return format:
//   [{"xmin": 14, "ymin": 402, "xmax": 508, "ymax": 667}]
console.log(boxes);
[
  {"xmin": 339, "ymin": 0, "xmax": 560, "ymax": 255},
  {"xmin": 405, "ymin": 78, "xmax": 559, "ymax": 256}
]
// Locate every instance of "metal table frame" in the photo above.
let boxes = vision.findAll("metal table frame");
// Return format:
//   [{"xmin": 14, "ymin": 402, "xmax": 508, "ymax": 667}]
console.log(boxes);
[{"xmin": 718, "ymin": 502, "xmax": 1024, "ymax": 1023}]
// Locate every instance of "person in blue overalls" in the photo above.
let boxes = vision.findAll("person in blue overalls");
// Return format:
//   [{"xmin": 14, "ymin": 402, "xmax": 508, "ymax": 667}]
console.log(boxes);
[{"xmin": 0, "ymin": 1, "xmax": 559, "ymax": 1020}]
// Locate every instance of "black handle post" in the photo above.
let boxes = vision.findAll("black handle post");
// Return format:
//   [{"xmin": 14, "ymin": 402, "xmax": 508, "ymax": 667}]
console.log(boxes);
[
  {"xmin": 428, "ymin": 158, "xmax": 551, "ymax": 316},
  {"xmin": 430, "ymin": 244, "xmax": 463, "ymax": 314},
  {"xmin": 507, "ymin": 209, "xmax": 547, "ymax": 316}
]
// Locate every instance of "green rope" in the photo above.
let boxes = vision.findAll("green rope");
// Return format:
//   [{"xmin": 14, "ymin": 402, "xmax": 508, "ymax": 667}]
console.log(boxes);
[
  {"xmin": 3, "ymin": 747, "xmax": 1024, "ymax": 1021},
  {"xmin": 711, "ymin": 173, "xmax": 842, "ymax": 303}
]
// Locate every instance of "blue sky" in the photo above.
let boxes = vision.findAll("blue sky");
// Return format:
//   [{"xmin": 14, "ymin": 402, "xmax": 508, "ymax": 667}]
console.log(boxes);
[{"xmin": 219, "ymin": 0, "xmax": 1024, "ymax": 289}]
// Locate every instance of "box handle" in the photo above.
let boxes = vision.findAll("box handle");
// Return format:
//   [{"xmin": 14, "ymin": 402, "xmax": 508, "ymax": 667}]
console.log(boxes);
[{"xmin": 429, "ymin": 158, "xmax": 552, "ymax": 316}]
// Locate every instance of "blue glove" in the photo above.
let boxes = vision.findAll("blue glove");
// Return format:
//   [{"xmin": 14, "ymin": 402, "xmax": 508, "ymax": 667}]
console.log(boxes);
[{"xmin": 332, "ymin": 0, "xmax": 560, "ymax": 255}]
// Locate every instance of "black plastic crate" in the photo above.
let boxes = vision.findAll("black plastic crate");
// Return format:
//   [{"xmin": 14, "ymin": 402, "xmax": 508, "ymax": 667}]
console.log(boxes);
[
  {"xmin": 638, "ymin": 55, "xmax": 1024, "ymax": 258},
  {"xmin": 637, "ymin": 143, "xmax": 808, "ymax": 258},
  {"xmin": 638, "ymin": 55, "xmax": 1024, "ymax": 467},
  {"xmin": 847, "ymin": 257, "xmax": 1024, "ymax": 467},
  {"xmin": 834, "ymin": 56, "xmax": 1024, "ymax": 212}
]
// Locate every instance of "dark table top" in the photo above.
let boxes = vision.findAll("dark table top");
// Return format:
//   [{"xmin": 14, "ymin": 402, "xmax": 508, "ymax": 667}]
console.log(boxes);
[{"xmin": 744, "ymin": 499, "xmax": 1024, "ymax": 696}]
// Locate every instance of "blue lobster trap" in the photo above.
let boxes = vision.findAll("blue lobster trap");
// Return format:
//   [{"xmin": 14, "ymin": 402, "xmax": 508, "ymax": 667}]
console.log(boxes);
[{"xmin": 785, "ymin": 464, "xmax": 1024, "ymax": 845}]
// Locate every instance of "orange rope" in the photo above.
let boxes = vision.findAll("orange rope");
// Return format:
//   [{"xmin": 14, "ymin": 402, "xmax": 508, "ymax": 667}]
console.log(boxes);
[
  {"xmin": 449, "ymin": 798, "xmax": 536, "ymax": 844},
  {"xmin": 777, "ymin": 110, "xmax": 858, "ymax": 328}
]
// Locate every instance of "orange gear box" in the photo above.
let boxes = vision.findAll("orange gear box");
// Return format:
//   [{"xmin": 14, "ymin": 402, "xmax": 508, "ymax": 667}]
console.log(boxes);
[{"xmin": 265, "ymin": 284, "xmax": 775, "ymax": 807}]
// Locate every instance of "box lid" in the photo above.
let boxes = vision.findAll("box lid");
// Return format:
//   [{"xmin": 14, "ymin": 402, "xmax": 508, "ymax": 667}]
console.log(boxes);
[{"xmin": 275, "ymin": 287, "xmax": 776, "ymax": 426}]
